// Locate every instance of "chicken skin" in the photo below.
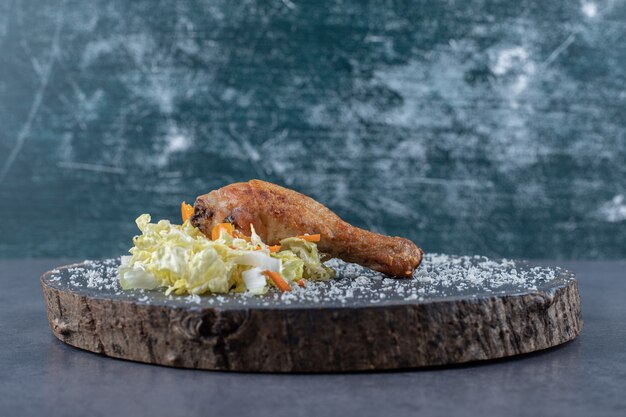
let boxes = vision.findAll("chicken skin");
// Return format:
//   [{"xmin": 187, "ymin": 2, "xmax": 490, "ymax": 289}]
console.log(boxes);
[{"xmin": 190, "ymin": 180, "xmax": 423, "ymax": 277}]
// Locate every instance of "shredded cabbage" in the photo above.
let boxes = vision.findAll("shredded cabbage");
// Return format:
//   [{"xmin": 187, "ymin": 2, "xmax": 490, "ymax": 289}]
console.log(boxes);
[
  {"xmin": 118, "ymin": 214, "xmax": 334, "ymax": 295},
  {"xmin": 242, "ymin": 267, "xmax": 268, "ymax": 295},
  {"xmin": 279, "ymin": 237, "xmax": 335, "ymax": 281}
]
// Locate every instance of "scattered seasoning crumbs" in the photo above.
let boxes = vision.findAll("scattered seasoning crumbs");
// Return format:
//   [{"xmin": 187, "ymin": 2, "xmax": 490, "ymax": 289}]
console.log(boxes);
[{"xmin": 43, "ymin": 254, "xmax": 572, "ymax": 307}]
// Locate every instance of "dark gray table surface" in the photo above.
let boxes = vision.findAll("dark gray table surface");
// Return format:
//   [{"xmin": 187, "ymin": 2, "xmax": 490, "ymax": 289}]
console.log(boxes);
[{"xmin": 1, "ymin": 259, "xmax": 624, "ymax": 417}]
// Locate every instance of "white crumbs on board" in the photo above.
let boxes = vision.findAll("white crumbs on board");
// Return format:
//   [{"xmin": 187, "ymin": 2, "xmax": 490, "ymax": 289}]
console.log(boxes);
[{"xmin": 47, "ymin": 254, "xmax": 568, "ymax": 308}]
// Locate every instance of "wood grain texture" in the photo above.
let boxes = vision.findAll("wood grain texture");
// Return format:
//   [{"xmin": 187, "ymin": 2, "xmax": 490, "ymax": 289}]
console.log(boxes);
[{"xmin": 41, "ymin": 257, "xmax": 582, "ymax": 372}]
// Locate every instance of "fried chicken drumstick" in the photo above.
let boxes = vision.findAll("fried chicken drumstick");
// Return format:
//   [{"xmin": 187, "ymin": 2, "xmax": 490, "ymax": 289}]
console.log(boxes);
[{"xmin": 191, "ymin": 180, "xmax": 423, "ymax": 277}]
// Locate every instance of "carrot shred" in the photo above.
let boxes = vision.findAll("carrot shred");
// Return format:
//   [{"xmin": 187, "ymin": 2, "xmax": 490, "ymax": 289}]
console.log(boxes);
[
  {"xmin": 264, "ymin": 271, "xmax": 291, "ymax": 292},
  {"xmin": 269, "ymin": 245, "xmax": 281, "ymax": 253},
  {"xmin": 211, "ymin": 223, "xmax": 234, "ymax": 240},
  {"xmin": 297, "ymin": 279, "xmax": 306, "ymax": 287},
  {"xmin": 233, "ymin": 229, "xmax": 252, "ymax": 242},
  {"xmin": 181, "ymin": 202, "xmax": 194, "ymax": 223},
  {"xmin": 297, "ymin": 234, "xmax": 321, "ymax": 242}
]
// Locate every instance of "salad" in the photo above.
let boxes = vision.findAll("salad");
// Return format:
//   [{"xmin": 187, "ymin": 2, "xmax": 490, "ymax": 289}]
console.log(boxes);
[{"xmin": 118, "ymin": 203, "xmax": 335, "ymax": 296}]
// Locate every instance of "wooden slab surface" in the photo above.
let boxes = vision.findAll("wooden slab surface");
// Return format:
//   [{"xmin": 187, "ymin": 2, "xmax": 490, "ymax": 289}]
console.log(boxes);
[{"xmin": 41, "ymin": 254, "xmax": 582, "ymax": 372}]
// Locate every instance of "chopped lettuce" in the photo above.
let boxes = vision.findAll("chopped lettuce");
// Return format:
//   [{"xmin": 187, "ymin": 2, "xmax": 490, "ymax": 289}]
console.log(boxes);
[
  {"xmin": 242, "ymin": 267, "xmax": 268, "ymax": 295},
  {"xmin": 118, "ymin": 214, "xmax": 334, "ymax": 295},
  {"xmin": 271, "ymin": 250, "xmax": 304, "ymax": 281},
  {"xmin": 279, "ymin": 237, "xmax": 335, "ymax": 281}
]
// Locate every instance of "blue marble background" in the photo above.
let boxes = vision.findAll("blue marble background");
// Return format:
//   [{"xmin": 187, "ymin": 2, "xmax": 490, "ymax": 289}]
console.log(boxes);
[{"xmin": 0, "ymin": 0, "xmax": 624, "ymax": 259}]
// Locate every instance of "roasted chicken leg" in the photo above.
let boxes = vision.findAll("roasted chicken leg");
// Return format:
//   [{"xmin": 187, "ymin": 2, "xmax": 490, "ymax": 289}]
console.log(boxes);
[{"xmin": 191, "ymin": 180, "xmax": 423, "ymax": 277}]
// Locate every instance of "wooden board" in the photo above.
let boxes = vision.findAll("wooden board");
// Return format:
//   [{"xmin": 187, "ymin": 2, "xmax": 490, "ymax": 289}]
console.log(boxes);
[{"xmin": 41, "ymin": 255, "xmax": 582, "ymax": 372}]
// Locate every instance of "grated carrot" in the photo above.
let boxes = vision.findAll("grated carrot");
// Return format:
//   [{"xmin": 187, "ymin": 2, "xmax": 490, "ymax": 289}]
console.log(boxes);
[
  {"xmin": 181, "ymin": 202, "xmax": 194, "ymax": 223},
  {"xmin": 269, "ymin": 245, "xmax": 281, "ymax": 253},
  {"xmin": 264, "ymin": 271, "xmax": 291, "ymax": 292},
  {"xmin": 233, "ymin": 229, "xmax": 252, "ymax": 242},
  {"xmin": 211, "ymin": 223, "xmax": 234, "ymax": 240},
  {"xmin": 297, "ymin": 234, "xmax": 321, "ymax": 242}
]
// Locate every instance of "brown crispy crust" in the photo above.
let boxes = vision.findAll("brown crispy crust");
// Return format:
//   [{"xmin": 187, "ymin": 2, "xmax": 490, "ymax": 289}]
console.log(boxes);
[{"xmin": 191, "ymin": 180, "xmax": 423, "ymax": 277}]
